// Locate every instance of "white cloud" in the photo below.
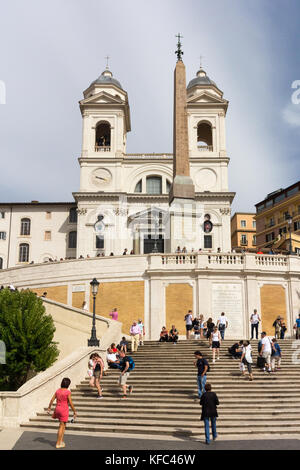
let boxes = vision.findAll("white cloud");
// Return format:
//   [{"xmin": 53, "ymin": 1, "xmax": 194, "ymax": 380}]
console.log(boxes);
[{"xmin": 282, "ymin": 102, "xmax": 300, "ymax": 128}]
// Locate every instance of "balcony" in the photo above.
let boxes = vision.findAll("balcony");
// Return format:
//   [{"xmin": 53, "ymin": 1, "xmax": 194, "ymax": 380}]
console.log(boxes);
[
  {"xmin": 240, "ymin": 239, "xmax": 248, "ymax": 246},
  {"xmin": 95, "ymin": 146, "xmax": 111, "ymax": 152}
]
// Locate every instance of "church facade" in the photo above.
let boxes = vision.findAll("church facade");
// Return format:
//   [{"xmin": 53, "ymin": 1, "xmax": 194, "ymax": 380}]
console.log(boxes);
[{"xmin": 0, "ymin": 63, "xmax": 234, "ymax": 269}]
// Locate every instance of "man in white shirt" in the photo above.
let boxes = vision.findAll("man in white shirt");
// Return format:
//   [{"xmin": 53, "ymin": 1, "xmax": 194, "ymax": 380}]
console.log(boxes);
[
  {"xmin": 260, "ymin": 332, "xmax": 272, "ymax": 373},
  {"xmin": 185, "ymin": 310, "xmax": 193, "ymax": 340},
  {"xmin": 217, "ymin": 312, "xmax": 228, "ymax": 340},
  {"xmin": 106, "ymin": 348, "xmax": 120, "ymax": 369},
  {"xmin": 250, "ymin": 309, "xmax": 261, "ymax": 340}
]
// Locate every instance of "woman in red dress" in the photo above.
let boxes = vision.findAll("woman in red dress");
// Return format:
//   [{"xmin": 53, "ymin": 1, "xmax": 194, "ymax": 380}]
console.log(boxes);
[{"xmin": 47, "ymin": 377, "xmax": 77, "ymax": 448}]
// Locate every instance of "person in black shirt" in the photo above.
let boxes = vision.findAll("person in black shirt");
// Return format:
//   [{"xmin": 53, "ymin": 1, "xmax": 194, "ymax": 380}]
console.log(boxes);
[
  {"xmin": 200, "ymin": 383, "xmax": 219, "ymax": 445},
  {"xmin": 169, "ymin": 325, "xmax": 179, "ymax": 344},
  {"xmin": 194, "ymin": 351, "xmax": 209, "ymax": 398}
]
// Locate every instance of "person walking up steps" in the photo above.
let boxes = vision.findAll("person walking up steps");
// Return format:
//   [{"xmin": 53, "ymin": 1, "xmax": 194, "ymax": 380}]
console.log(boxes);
[
  {"xmin": 217, "ymin": 312, "xmax": 228, "ymax": 340},
  {"xmin": 200, "ymin": 383, "xmax": 219, "ymax": 445},
  {"xmin": 194, "ymin": 350, "xmax": 209, "ymax": 399},
  {"xmin": 271, "ymin": 338, "xmax": 282, "ymax": 371},
  {"xmin": 185, "ymin": 310, "xmax": 193, "ymax": 339},
  {"xmin": 240, "ymin": 340, "xmax": 253, "ymax": 381},
  {"xmin": 47, "ymin": 377, "xmax": 77, "ymax": 449},
  {"xmin": 211, "ymin": 326, "xmax": 221, "ymax": 363},
  {"xmin": 260, "ymin": 332, "xmax": 272, "ymax": 373},
  {"xmin": 118, "ymin": 350, "xmax": 135, "ymax": 399}
]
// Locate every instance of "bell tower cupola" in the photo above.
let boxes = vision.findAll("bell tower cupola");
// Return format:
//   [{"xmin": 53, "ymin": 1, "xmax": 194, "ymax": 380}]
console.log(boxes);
[
  {"xmin": 186, "ymin": 66, "xmax": 228, "ymax": 158},
  {"xmin": 79, "ymin": 65, "xmax": 131, "ymax": 159}
]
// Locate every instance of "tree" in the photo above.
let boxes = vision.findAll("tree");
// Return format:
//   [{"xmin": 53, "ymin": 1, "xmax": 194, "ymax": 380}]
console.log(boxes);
[{"xmin": 0, "ymin": 288, "xmax": 59, "ymax": 391}]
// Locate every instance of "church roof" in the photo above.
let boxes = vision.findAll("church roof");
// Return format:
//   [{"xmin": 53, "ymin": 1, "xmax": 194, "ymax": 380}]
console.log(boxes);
[
  {"xmin": 91, "ymin": 68, "xmax": 123, "ymax": 90},
  {"xmin": 187, "ymin": 68, "xmax": 217, "ymax": 90}
]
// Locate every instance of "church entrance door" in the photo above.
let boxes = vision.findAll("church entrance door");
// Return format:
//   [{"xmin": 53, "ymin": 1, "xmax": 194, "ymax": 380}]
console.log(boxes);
[{"xmin": 144, "ymin": 235, "xmax": 164, "ymax": 254}]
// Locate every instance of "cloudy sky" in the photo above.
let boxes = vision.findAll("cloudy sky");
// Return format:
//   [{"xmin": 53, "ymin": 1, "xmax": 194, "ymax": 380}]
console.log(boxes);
[{"xmin": 0, "ymin": 0, "xmax": 299, "ymax": 212}]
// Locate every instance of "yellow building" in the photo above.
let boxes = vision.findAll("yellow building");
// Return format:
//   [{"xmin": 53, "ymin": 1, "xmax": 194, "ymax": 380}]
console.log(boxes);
[
  {"xmin": 231, "ymin": 213, "xmax": 256, "ymax": 251},
  {"xmin": 255, "ymin": 181, "xmax": 300, "ymax": 254}
]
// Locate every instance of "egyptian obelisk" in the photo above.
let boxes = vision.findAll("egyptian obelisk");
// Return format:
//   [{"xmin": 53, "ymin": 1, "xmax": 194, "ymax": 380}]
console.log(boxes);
[
  {"xmin": 169, "ymin": 34, "xmax": 195, "ymax": 204},
  {"xmin": 168, "ymin": 34, "xmax": 197, "ymax": 252}
]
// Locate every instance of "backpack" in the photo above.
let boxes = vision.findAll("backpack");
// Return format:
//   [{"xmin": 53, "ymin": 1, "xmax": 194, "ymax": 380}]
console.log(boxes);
[{"xmin": 127, "ymin": 356, "xmax": 135, "ymax": 371}]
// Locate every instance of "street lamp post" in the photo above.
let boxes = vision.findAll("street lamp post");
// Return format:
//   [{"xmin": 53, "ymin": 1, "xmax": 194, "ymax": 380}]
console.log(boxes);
[
  {"xmin": 286, "ymin": 214, "xmax": 293, "ymax": 255},
  {"xmin": 88, "ymin": 278, "xmax": 100, "ymax": 347}
]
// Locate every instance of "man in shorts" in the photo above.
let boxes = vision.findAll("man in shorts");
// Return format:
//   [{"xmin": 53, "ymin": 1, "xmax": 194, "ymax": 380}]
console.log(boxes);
[{"xmin": 118, "ymin": 350, "xmax": 134, "ymax": 399}]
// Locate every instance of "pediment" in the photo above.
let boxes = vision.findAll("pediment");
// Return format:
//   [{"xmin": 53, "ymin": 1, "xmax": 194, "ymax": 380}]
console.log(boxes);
[
  {"xmin": 80, "ymin": 91, "xmax": 123, "ymax": 106},
  {"xmin": 187, "ymin": 91, "xmax": 227, "ymax": 105}
]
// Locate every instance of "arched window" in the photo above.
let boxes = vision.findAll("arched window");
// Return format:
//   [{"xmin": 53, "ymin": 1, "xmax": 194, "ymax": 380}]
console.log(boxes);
[
  {"xmin": 197, "ymin": 122, "xmax": 213, "ymax": 151},
  {"xmin": 0, "ymin": 257, "xmax": 3, "ymax": 269},
  {"xmin": 20, "ymin": 218, "xmax": 31, "ymax": 236},
  {"xmin": 69, "ymin": 207, "xmax": 77, "ymax": 223},
  {"xmin": 146, "ymin": 176, "xmax": 162, "ymax": 195},
  {"xmin": 19, "ymin": 243, "xmax": 29, "ymax": 262},
  {"xmin": 95, "ymin": 121, "xmax": 111, "ymax": 151},
  {"xmin": 134, "ymin": 180, "xmax": 142, "ymax": 193},
  {"xmin": 68, "ymin": 231, "xmax": 77, "ymax": 249}
]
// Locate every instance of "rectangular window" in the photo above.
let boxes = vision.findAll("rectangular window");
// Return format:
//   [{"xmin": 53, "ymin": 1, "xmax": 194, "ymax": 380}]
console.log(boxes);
[
  {"xmin": 46, "ymin": 211, "xmax": 52, "ymax": 219},
  {"xmin": 0, "ymin": 212, "xmax": 5, "ymax": 219},
  {"xmin": 252, "ymin": 235, "xmax": 256, "ymax": 245},
  {"xmin": 252, "ymin": 220, "xmax": 256, "ymax": 229},
  {"xmin": 204, "ymin": 235, "xmax": 212, "ymax": 249},
  {"xmin": 266, "ymin": 232, "xmax": 275, "ymax": 243},
  {"xmin": 294, "ymin": 221, "xmax": 300, "ymax": 232},
  {"xmin": 279, "ymin": 226, "xmax": 287, "ymax": 235},
  {"xmin": 44, "ymin": 231, "xmax": 51, "ymax": 241},
  {"xmin": 0, "ymin": 231, "xmax": 6, "ymax": 240},
  {"xmin": 240, "ymin": 220, "xmax": 246, "ymax": 228},
  {"xmin": 69, "ymin": 208, "xmax": 78, "ymax": 224},
  {"xmin": 96, "ymin": 236, "xmax": 104, "ymax": 249},
  {"xmin": 274, "ymin": 193, "xmax": 285, "ymax": 203},
  {"xmin": 287, "ymin": 186, "xmax": 299, "ymax": 198},
  {"xmin": 241, "ymin": 234, "xmax": 247, "ymax": 245}
]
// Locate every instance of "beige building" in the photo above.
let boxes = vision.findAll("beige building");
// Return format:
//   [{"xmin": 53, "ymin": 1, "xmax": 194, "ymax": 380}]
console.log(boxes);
[
  {"xmin": 231, "ymin": 212, "xmax": 256, "ymax": 251},
  {"xmin": 255, "ymin": 181, "xmax": 300, "ymax": 254}
]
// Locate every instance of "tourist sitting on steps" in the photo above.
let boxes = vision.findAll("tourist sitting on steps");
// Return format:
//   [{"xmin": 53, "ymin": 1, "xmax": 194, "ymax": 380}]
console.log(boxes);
[
  {"xmin": 228, "ymin": 340, "xmax": 244, "ymax": 359},
  {"xmin": 169, "ymin": 325, "xmax": 179, "ymax": 344},
  {"xmin": 106, "ymin": 347, "xmax": 121, "ymax": 369},
  {"xmin": 159, "ymin": 326, "xmax": 169, "ymax": 342}
]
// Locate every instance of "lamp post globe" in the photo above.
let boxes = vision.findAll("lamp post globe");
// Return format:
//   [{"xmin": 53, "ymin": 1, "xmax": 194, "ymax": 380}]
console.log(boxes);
[{"xmin": 88, "ymin": 278, "xmax": 100, "ymax": 347}]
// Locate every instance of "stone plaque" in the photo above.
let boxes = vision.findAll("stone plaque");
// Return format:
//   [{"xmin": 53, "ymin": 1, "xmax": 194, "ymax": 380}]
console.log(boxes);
[
  {"xmin": 72, "ymin": 285, "xmax": 85, "ymax": 293},
  {"xmin": 212, "ymin": 283, "xmax": 243, "ymax": 338}
]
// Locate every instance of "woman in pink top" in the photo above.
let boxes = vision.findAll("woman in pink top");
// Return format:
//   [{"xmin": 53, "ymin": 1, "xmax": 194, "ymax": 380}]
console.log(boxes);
[
  {"xmin": 109, "ymin": 308, "xmax": 119, "ymax": 321},
  {"xmin": 47, "ymin": 377, "xmax": 77, "ymax": 449}
]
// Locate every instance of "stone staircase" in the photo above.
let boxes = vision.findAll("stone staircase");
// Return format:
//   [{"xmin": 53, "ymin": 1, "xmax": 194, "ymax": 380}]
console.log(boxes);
[{"xmin": 21, "ymin": 338, "xmax": 300, "ymax": 439}]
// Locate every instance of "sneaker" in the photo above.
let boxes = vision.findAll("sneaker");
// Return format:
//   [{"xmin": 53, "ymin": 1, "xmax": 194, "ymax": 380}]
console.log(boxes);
[
  {"xmin": 121, "ymin": 395, "xmax": 127, "ymax": 400},
  {"xmin": 96, "ymin": 395, "xmax": 103, "ymax": 400},
  {"xmin": 217, "ymin": 357, "xmax": 220, "ymax": 360},
  {"xmin": 212, "ymin": 359, "xmax": 215, "ymax": 363},
  {"xmin": 128, "ymin": 385, "xmax": 133, "ymax": 394}
]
